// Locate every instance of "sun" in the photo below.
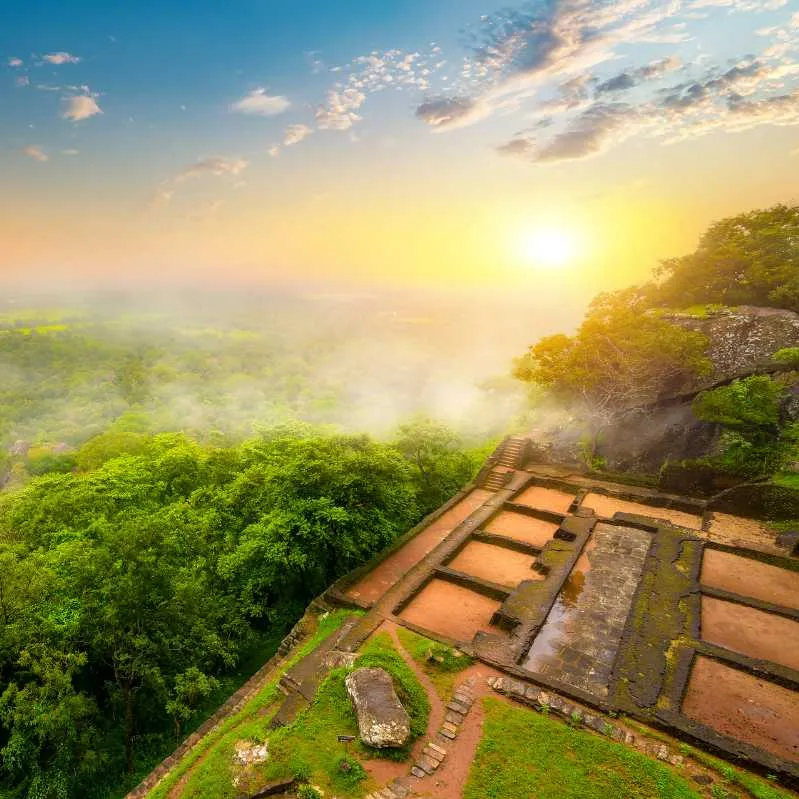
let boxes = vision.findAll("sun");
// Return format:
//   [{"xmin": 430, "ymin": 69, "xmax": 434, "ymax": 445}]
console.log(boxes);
[{"xmin": 516, "ymin": 227, "xmax": 581, "ymax": 268}]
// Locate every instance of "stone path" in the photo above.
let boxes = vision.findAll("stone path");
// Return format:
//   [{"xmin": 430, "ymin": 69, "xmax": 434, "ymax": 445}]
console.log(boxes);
[
  {"xmin": 363, "ymin": 678, "xmax": 476, "ymax": 799},
  {"xmin": 522, "ymin": 523, "xmax": 651, "ymax": 699}
]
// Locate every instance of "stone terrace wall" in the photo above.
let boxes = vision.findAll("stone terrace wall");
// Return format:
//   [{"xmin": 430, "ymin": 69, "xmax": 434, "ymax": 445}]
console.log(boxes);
[{"xmin": 123, "ymin": 603, "xmax": 325, "ymax": 799}]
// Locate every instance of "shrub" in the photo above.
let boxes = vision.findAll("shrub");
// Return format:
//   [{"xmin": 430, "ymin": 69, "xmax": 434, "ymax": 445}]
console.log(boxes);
[{"xmin": 773, "ymin": 347, "xmax": 799, "ymax": 367}]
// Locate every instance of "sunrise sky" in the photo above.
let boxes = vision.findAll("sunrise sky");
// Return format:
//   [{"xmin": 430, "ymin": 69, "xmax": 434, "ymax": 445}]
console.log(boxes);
[{"xmin": 3, "ymin": 0, "xmax": 799, "ymax": 304}]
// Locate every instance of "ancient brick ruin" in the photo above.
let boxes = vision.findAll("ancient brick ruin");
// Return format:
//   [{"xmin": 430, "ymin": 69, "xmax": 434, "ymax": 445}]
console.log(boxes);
[{"xmin": 329, "ymin": 437, "xmax": 799, "ymax": 780}]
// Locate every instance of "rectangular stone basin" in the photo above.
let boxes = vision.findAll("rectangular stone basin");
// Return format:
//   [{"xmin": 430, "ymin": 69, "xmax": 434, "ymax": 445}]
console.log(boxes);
[
  {"xmin": 700, "ymin": 596, "xmax": 799, "ymax": 672},
  {"xmin": 448, "ymin": 540, "xmax": 543, "ymax": 589},
  {"xmin": 398, "ymin": 578, "xmax": 506, "ymax": 643},
  {"xmin": 682, "ymin": 656, "xmax": 799, "ymax": 763},
  {"xmin": 484, "ymin": 511, "xmax": 559, "ymax": 548},
  {"xmin": 513, "ymin": 485, "xmax": 575, "ymax": 514},
  {"xmin": 583, "ymin": 493, "xmax": 702, "ymax": 530},
  {"xmin": 701, "ymin": 549, "xmax": 799, "ymax": 610}
]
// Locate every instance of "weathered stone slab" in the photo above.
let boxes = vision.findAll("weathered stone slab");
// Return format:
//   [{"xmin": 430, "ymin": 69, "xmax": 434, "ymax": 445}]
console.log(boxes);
[{"xmin": 345, "ymin": 668, "xmax": 410, "ymax": 748}]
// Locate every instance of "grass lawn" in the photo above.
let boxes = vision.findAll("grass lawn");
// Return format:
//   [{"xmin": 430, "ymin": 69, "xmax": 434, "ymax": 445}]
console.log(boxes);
[
  {"xmin": 464, "ymin": 698, "xmax": 702, "ymax": 799},
  {"xmin": 150, "ymin": 626, "xmax": 429, "ymax": 799},
  {"xmin": 147, "ymin": 610, "xmax": 358, "ymax": 799},
  {"xmin": 395, "ymin": 625, "xmax": 474, "ymax": 699}
]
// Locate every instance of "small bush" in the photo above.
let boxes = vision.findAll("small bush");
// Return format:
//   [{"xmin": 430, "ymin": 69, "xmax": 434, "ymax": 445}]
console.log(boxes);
[
  {"xmin": 773, "ymin": 347, "xmax": 799, "ymax": 367},
  {"xmin": 297, "ymin": 784, "xmax": 323, "ymax": 799}
]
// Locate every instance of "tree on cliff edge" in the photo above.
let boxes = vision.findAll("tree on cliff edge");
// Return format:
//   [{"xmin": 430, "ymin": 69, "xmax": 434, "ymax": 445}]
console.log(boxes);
[
  {"xmin": 514, "ymin": 290, "xmax": 711, "ymax": 464},
  {"xmin": 653, "ymin": 204, "xmax": 799, "ymax": 312}
]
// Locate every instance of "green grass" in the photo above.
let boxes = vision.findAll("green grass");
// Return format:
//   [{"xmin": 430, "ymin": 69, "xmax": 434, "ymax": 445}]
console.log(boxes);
[
  {"xmin": 235, "ymin": 631, "xmax": 431, "ymax": 795},
  {"xmin": 464, "ymin": 698, "xmax": 703, "ymax": 799},
  {"xmin": 147, "ymin": 609, "xmax": 359, "ymax": 799},
  {"xmin": 773, "ymin": 472, "xmax": 799, "ymax": 489},
  {"xmin": 149, "ymin": 624, "xmax": 427, "ymax": 799},
  {"xmin": 679, "ymin": 744, "xmax": 795, "ymax": 799},
  {"xmin": 395, "ymin": 625, "xmax": 474, "ymax": 699}
]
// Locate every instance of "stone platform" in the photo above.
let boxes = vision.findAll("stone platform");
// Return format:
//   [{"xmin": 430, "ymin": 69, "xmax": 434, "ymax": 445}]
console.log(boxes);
[{"xmin": 326, "ymin": 437, "xmax": 799, "ymax": 780}]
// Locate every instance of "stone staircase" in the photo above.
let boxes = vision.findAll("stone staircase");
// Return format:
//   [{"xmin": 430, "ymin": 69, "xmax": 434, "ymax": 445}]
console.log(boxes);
[
  {"xmin": 496, "ymin": 436, "xmax": 527, "ymax": 469},
  {"xmin": 480, "ymin": 436, "xmax": 529, "ymax": 491},
  {"xmin": 481, "ymin": 466, "xmax": 514, "ymax": 491}
]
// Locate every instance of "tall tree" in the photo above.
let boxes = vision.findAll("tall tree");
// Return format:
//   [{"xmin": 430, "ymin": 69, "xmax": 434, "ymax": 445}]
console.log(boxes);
[
  {"xmin": 654, "ymin": 204, "xmax": 799, "ymax": 312},
  {"xmin": 514, "ymin": 290, "xmax": 711, "ymax": 462}
]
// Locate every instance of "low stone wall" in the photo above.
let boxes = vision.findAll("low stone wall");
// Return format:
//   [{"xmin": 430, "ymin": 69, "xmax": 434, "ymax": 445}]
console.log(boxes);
[
  {"xmin": 708, "ymin": 482, "xmax": 799, "ymax": 520},
  {"xmin": 123, "ymin": 604, "xmax": 324, "ymax": 799}
]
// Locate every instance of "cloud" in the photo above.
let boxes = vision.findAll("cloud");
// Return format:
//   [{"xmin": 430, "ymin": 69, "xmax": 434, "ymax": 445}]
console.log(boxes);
[
  {"xmin": 496, "ymin": 137, "xmax": 536, "ymax": 157},
  {"xmin": 312, "ymin": 46, "xmax": 442, "ymax": 133},
  {"xmin": 230, "ymin": 88, "xmax": 290, "ymax": 116},
  {"xmin": 596, "ymin": 57, "xmax": 682, "ymax": 94},
  {"xmin": 8, "ymin": 57, "xmax": 23, "ymax": 67},
  {"xmin": 43, "ymin": 52, "xmax": 81, "ymax": 65},
  {"xmin": 174, "ymin": 156, "xmax": 248, "ymax": 183},
  {"xmin": 15, "ymin": 76, "xmax": 30, "ymax": 87},
  {"xmin": 534, "ymin": 103, "xmax": 636, "ymax": 161},
  {"xmin": 61, "ymin": 94, "xmax": 102, "ymax": 121},
  {"xmin": 21, "ymin": 145, "xmax": 48, "ymax": 162},
  {"xmin": 316, "ymin": 87, "xmax": 366, "ymax": 130},
  {"xmin": 415, "ymin": 96, "xmax": 488, "ymax": 130},
  {"xmin": 61, "ymin": 148, "xmax": 80, "ymax": 156},
  {"xmin": 283, "ymin": 123, "xmax": 313, "ymax": 146},
  {"xmin": 268, "ymin": 145, "xmax": 281, "ymax": 157},
  {"xmin": 150, "ymin": 156, "xmax": 249, "ymax": 208}
]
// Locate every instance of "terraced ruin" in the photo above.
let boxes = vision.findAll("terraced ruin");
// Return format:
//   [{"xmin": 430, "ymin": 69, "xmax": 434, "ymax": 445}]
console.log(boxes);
[
  {"xmin": 132, "ymin": 436, "xmax": 799, "ymax": 799},
  {"xmin": 331, "ymin": 437, "xmax": 799, "ymax": 779}
]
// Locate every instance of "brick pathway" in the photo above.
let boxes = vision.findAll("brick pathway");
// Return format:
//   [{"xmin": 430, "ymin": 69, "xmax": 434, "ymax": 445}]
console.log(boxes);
[{"xmin": 522, "ymin": 523, "xmax": 651, "ymax": 699}]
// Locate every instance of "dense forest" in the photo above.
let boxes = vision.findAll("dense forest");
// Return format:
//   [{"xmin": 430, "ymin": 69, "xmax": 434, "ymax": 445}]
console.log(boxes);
[
  {"xmin": 0, "ymin": 423, "xmax": 486, "ymax": 798},
  {"xmin": 0, "ymin": 291, "xmax": 518, "ymax": 798},
  {"xmin": 0, "ymin": 289, "xmax": 529, "ymax": 485}
]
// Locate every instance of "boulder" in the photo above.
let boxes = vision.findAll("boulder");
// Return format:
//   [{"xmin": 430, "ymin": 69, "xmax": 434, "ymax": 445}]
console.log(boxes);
[{"xmin": 345, "ymin": 668, "xmax": 410, "ymax": 748}]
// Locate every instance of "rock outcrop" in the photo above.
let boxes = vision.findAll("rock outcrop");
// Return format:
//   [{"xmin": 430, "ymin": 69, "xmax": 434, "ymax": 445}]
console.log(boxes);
[
  {"xmin": 345, "ymin": 668, "xmax": 410, "ymax": 748},
  {"xmin": 665, "ymin": 305, "xmax": 799, "ymax": 386},
  {"xmin": 528, "ymin": 306, "xmax": 799, "ymax": 476}
]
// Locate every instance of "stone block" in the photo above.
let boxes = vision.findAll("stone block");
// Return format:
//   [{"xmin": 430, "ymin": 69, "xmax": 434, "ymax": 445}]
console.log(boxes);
[{"xmin": 410, "ymin": 766, "xmax": 426, "ymax": 779}]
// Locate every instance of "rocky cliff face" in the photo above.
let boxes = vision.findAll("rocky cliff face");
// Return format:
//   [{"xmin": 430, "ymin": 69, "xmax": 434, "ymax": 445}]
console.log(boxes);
[
  {"xmin": 664, "ymin": 305, "xmax": 799, "ymax": 386},
  {"xmin": 530, "ymin": 306, "xmax": 799, "ymax": 476}
]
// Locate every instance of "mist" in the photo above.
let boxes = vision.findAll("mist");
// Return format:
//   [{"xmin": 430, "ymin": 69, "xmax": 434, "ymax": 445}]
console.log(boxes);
[{"xmin": 0, "ymin": 283, "xmax": 582, "ymax": 454}]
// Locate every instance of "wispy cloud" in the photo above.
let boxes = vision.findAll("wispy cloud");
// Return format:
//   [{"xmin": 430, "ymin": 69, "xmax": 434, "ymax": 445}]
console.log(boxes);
[
  {"xmin": 596, "ymin": 57, "xmax": 682, "ymax": 95},
  {"xmin": 415, "ymin": 96, "xmax": 488, "ymax": 130},
  {"xmin": 283, "ymin": 123, "xmax": 313, "ymax": 146},
  {"xmin": 42, "ymin": 51, "xmax": 81, "ymax": 65},
  {"xmin": 8, "ymin": 57, "xmax": 23, "ymax": 67},
  {"xmin": 400, "ymin": 0, "xmax": 799, "ymax": 163},
  {"xmin": 230, "ymin": 88, "xmax": 290, "ymax": 116},
  {"xmin": 62, "ymin": 93, "xmax": 102, "ymax": 121},
  {"xmin": 21, "ymin": 145, "xmax": 48, "ymax": 162},
  {"xmin": 150, "ymin": 156, "xmax": 249, "ymax": 208},
  {"xmin": 174, "ymin": 156, "xmax": 248, "ymax": 183},
  {"xmin": 61, "ymin": 148, "xmax": 80, "ymax": 156}
]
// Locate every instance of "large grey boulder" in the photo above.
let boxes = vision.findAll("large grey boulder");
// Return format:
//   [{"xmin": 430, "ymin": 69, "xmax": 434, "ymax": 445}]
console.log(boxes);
[{"xmin": 345, "ymin": 668, "xmax": 410, "ymax": 748}]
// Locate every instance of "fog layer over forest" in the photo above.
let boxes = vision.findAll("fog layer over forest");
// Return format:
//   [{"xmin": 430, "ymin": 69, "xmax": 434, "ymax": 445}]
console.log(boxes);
[{"xmin": 1, "ymin": 285, "xmax": 572, "ymax": 458}]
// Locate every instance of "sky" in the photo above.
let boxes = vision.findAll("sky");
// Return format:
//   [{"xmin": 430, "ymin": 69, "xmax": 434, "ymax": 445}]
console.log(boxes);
[{"xmin": 2, "ymin": 0, "xmax": 799, "ymax": 307}]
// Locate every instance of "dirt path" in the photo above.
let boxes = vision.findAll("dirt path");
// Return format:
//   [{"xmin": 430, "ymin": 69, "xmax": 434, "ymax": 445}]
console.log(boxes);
[
  {"xmin": 347, "ymin": 490, "xmax": 492, "ymax": 605},
  {"xmin": 362, "ymin": 621, "xmax": 447, "ymax": 787},
  {"xmin": 412, "ymin": 662, "xmax": 503, "ymax": 799}
]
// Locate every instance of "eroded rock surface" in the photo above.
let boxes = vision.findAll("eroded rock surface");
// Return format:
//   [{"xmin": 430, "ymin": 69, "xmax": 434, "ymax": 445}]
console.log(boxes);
[{"xmin": 345, "ymin": 667, "xmax": 410, "ymax": 748}]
